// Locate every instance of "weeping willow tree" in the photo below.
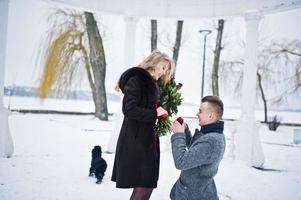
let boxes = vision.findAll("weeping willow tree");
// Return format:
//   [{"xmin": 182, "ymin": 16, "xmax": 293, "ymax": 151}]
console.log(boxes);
[
  {"xmin": 37, "ymin": 10, "xmax": 108, "ymax": 120},
  {"xmin": 220, "ymin": 39, "xmax": 301, "ymax": 123}
]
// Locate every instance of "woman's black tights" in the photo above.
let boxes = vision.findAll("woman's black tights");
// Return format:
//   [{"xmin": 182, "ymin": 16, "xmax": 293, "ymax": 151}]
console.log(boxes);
[{"xmin": 130, "ymin": 187, "xmax": 153, "ymax": 200}]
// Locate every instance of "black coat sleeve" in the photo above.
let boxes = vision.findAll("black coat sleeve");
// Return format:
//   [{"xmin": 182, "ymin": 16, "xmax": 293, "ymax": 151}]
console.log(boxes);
[{"xmin": 122, "ymin": 77, "xmax": 157, "ymax": 123}]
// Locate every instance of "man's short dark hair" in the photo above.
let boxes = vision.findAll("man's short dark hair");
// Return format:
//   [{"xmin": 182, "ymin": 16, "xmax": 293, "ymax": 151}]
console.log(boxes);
[{"xmin": 201, "ymin": 95, "xmax": 224, "ymax": 119}]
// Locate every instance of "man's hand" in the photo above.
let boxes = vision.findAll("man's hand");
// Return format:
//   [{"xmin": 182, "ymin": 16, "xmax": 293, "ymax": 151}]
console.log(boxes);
[{"xmin": 171, "ymin": 120, "xmax": 185, "ymax": 134}]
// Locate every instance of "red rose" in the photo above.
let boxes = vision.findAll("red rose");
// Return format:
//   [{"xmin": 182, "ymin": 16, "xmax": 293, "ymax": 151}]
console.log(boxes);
[
  {"xmin": 176, "ymin": 117, "xmax": 184, "ymax": 125},
  {"xmin": 176, "ymin": 83, "xmax": 183, "ymax": 89},
  {"xmin": 158, "ymin": 113, "xmax": 168, "ymax": 120}
]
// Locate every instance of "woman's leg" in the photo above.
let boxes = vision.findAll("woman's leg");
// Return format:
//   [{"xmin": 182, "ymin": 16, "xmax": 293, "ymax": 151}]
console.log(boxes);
[{"xmin": 130, "ymin": 187, "xmax": 154, "ymax": 200}]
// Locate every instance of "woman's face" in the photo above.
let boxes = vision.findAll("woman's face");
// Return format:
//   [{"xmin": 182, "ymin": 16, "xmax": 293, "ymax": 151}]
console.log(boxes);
[{"xmin": 152, "ymin": 60, "xmax": 169, "ymax": 80}]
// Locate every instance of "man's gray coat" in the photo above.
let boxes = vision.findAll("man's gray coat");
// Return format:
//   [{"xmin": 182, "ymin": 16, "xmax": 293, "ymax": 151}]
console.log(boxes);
[{"xmin": 170, "ymin": 121, "xmax": 225, "ymax": 200}]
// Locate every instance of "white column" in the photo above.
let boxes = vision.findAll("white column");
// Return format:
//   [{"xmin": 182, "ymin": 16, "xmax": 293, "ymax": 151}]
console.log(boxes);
[
  {"xmin": 235, "ymin": 10, "xmax": 264, "ymax": 167},
  {"xmin": 106, "ymin": 16, "xmax": 138, "ymax": 153},
  {"xmin": 0, "ymin": 0, "xmax": 14, "ymax": 157},
  {"xmin": 123, "ymin": 16, "xmax": 138, "ymax": 69}
]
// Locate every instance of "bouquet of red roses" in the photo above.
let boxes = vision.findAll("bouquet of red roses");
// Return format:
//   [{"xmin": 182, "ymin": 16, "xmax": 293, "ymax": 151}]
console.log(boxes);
[{"xmin": 154, "ymin": 78, "xmax": 183, "ymax": 137}]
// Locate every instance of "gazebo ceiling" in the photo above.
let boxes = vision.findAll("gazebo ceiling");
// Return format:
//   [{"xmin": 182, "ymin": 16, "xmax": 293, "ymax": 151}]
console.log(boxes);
[{"xmin": 47, "ymin": 0, "xmax": 301, "ymax": 18}]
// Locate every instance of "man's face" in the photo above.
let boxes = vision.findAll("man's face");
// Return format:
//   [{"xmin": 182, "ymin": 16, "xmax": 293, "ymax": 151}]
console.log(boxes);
[{"xmin": 196, "ymin": 102, "xmax": 211, "ymax": 126}]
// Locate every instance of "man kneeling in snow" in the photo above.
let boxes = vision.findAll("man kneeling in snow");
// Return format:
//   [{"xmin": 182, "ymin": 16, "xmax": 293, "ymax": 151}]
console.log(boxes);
[{"xmin": 170, "ymin": 95, "xmax": 225, "ymax": 200}]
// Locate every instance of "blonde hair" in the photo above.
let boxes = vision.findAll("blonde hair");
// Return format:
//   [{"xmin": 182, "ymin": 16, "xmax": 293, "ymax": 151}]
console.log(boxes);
[
  {"xmin": 114, "ymin": 50, "xmax": 175, "ymax": 91},
  {"xmin": 137, "ymin": 50, "xmax": 175, "ymax": 85}
]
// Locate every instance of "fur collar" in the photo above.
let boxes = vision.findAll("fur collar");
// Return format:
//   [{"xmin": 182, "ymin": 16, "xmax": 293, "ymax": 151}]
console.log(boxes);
[
  {"xmin": 119, "ymin": 67, "xmax": 157, "ymax": 93},
  {"xmin": 200, "ymin": 121, "xmax": 224, "ymax": 134}
]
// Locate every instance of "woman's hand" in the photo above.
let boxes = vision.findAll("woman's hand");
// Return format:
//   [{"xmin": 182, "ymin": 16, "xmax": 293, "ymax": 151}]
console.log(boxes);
[{"xmin": 156, "ymin": 106, "xmax": 168, "ymax": 120}]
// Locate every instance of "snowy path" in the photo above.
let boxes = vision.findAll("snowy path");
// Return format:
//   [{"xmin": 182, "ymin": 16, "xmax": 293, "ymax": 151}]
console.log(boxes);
[{"xmin": 1, "ymin": 113, "xmax": 301, "ymax": 200}]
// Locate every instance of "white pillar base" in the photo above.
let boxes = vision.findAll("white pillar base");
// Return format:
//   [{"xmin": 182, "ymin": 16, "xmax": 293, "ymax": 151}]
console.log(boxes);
[
  {"xmin": 106, "ymin": 105, "xmax": 123, "ymax": 153},
  {"xmin": 227, "ymin": 121, "xmax": 237, "ymax": 161},
  {"xmin": 236, "ymin": 119, "xmax": 264, "ymax": 167},
  {"xmin": 251, "ymin": 122, "xmax": 265, "ymax": 167},
  {"xmin": 0, "ymin": 107, "xmax": 14, "ymax": 157},
  {"xmin": 163, "ymin": 133, "xmax": 171, "ymax": 152}
]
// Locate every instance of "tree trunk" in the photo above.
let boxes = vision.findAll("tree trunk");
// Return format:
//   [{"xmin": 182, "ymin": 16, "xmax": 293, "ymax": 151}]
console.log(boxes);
[
  {"xmin": 172, "ymin": 20, "xmax": 183, "ymax": 76},
  {"xmin": 84, "ymin": 12, "xmax": 108, "ymax": 121},
  {"xmin": 151, "ymin": 19, "xmax": 157, "ymax": 52},
  {"xmin": 257, "ymin": 71, "xmax": 268, "ymax": 123},
  {"xmin": 212, "ymin": 19, "xmax": 224, "ymax": 96},
  {"xmin": 81, "ymin": 47, "xmax": 97, "ymax": 106}
]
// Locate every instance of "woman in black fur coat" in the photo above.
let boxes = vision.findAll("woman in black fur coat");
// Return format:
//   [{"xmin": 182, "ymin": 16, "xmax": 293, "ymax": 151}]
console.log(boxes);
[{"xmin": 111, "ymin": 51, "xmax": 175, "ymax": 200}]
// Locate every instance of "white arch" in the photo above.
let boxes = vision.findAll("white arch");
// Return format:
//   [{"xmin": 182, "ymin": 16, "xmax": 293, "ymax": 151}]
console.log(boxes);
[
  {"xmin": 0, "ymin": 0, "xmax": 14, "ymax": 158},
  {"xmin": 2, "ymin": 0, "xmax": 301, "ymax": 166}
]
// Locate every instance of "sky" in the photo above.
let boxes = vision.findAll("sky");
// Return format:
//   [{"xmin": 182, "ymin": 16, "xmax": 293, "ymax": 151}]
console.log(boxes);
[{"xmin": 3, "ymin": 0, "xmax": 301, "ymax": 109}]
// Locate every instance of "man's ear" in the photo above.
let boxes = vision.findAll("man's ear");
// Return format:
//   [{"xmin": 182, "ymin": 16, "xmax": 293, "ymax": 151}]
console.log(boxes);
[{"xmin": 209, "ymin": 112, "xmax": 217, "ymax": 121}]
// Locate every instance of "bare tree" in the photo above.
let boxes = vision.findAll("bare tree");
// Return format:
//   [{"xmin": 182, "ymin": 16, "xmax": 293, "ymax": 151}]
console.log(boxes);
[
  {"xmin": 220, "ymin": 40, "xmax": 301, "ymax": 123},
  {"xmin": 151, "ymin": 19, "xmax": 157, "ymax": 51},
  {"xmin": 37, "ymin": 10, "xmax": 108, "ymax": 120},
  {"xmin": 257, "ymin": 71, "xmax": 268, "ymax": 122},
  {"xmin": 172, "ymin": 20, "xmax": 184, "ymax": 75},
  {"xmin": 267, "ymin": 40, "xmax": 301, "ymax": 102},
  {"xmin": 212, "ymin": 19, "xmax": 225, "ymax": 96},
  {"xmin": 85, "ymin": 12, "xmax": 108, "ymax": 120},
  {"xmin": 150, "ymin": 20, "xmax": 184, "ymax": 76}
]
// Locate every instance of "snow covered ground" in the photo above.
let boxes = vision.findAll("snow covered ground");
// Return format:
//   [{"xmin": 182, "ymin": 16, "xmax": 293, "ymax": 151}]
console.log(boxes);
[{"xmin": 1, "ymin": 97, "xmax": 301, "ymax": 200}]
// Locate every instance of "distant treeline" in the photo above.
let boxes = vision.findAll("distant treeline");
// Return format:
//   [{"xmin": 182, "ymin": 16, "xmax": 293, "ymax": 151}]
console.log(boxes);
[
  {"xmin": 4, "ymin": 86, "xmax": 120, "ymax": 102},
  {"xmin": 4, "ymin": 86, "xmax": 197, "ymax": 107}
]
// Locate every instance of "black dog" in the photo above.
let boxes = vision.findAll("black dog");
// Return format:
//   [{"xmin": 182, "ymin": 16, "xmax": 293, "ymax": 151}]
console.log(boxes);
[{"xmin": 89, "ymin": 145, "xmax": 107, "ymax": 184}]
